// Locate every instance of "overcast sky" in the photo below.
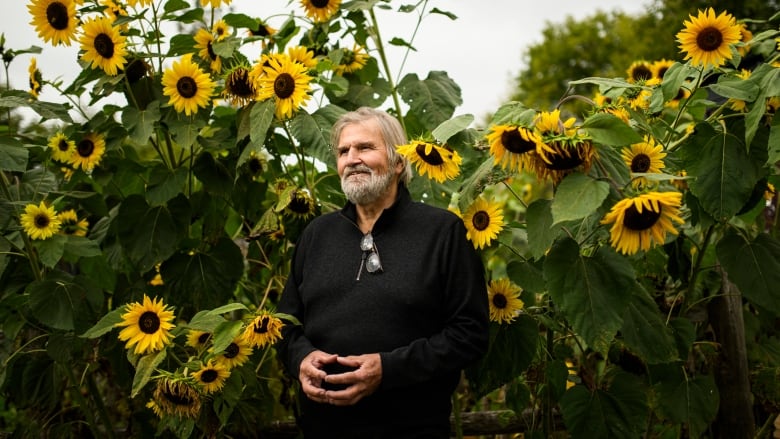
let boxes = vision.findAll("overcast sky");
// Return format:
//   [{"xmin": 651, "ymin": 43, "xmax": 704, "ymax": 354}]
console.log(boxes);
[{"xmin": 3, "ymin": 0, "xmax": 648, "ymax": 122}]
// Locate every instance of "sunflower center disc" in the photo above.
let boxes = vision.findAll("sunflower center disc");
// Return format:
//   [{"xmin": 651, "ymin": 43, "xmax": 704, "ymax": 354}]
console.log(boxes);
[
  {"xmin": 623, "ymin": 204, "xmax": 662, "ymax": 231},
  {"xmin": 224, "ymin": 343, "xmax": 239, "ymax": 359},
  {"xmin": 697, "ymin": 26, "xmax": 724, "ymax": 51},
  {"xmin": 229, "ymin": 69, "xmax": 253, "ymax": 96},
  {"xmin": 254, "ymin": 317, "xmax": 270, "ymax": 334},
  {"xmin": 631, "ymin": 154, "xmax": 651, "ymax": 172},
  {"xmin": 201, "ymin": 370, "xmax": 218, "ymax": 383},
  {"xmin": 77, "ymin": 139, "xmax": 95, "ymax": 158},
  {"xmin": 58, "ymin": 140, "xmax": 70, "ymax": 152},
  {"xmin": 176, "ymin": 77, "xmax": 198, "ymax": 98},
  {"xmin": 94, "ymin": 33, "xmax": 115, "ymax": 58},
  {"xmin": 472, "ymin": 211, "xmax": 491, "ymax": 231},
  {"xmin": 502, "ymin": 129, "xmax": 535, "ymax": 154},
  {"xmin": 274, "ymin": 73, "xmax": 295, "ymax": 99},
  {"xmin": 35, "ymin": 214, "xmax": 50, "ymax": 228},
  {"xmin": 311, "ymin": 0, "xmax": 330, "ymax": 7},
  {"xmin": 492, "ymin": 294, "xmax": 508, "ymax": 309},
  {"xmin": 139, "ymin": 311, "xmax": 161, "ymax": 334},
  {"xmin": 415, "ymin": 143, "xmax": 444, "ymax": 165},
  {"xmin": 47, "ymin": 2, "xmax": 70, "ymax": 31}
]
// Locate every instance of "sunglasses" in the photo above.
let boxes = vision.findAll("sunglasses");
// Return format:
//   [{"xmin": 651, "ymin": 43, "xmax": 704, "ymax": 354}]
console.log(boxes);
[{"xmin": 356, "ymin": 232, "xmax": 382, "ymax": 280}]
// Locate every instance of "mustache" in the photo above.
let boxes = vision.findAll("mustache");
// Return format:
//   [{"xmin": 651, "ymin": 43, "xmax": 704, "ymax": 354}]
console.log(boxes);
[{"xmin": 343, "ymin": 165, "xmax": 373, "ymax": 175}]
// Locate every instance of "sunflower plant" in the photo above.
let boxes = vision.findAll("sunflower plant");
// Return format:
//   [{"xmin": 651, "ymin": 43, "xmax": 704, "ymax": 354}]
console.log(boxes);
[{"xmin": 1, "ymin": 0, "xmax": 780, "ymax": 438}]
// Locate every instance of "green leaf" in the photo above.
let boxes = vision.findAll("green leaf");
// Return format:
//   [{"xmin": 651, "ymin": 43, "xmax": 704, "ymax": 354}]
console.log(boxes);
[
  {"xmin": 431, "ymin": 114, "xmax": 474, "ymax": 144},
  {"xmin": 506, "ymin": 259, "xmax": 546, "ymax": 293},
  {"xmin": 36, "ymin": 234, "xmax": 67, "ymax": 268},
  {"xmin": 222, "ymin": 12, "xmax": 259, "ymax": 29},
  {"xmin": 708, "ymin": 75, "xmax": 759, "ymax": 102},
  {"xmin": 620, "ymin": 288, "xmax": 678, "ymax": 364},
  {"xmin": 551, "ymin": 173, "xmax": 609, "ymax": 225},
  {"xmin": 122, "ymin": 101, "xmax": 159, "ymax": 144},
  {"xmin": 0, "ymin": 90, "xmax": 73, "ymax": 122},
  {"xmin": 0, "ymin": 136, "xmax": 28, "ymax": 172},
  {"xmin": 398, "ymin": 71, "xmax": 462, "ymax": 132},
  {"xmin": 652, "ymin": 367, "xmax": 719, "ymax": 437},
  {"xmin": 212, "ymin": 37, "xmax": 241, "ymax": 58},
  {"xmin": 131, "ymin": 350, "xmax": 167, "ymax": 397},
  {"xmin": 63, "ymin": 236, "xmax": 102, "ymax": 259},
  {"xmin": 147, "ymin": 165, "xmax": 189, "ymax": 205},
  {"xmin": 117, "ymin": 195, "xmax": 183, "ymax": 272},
  {"xmin": 188, "ymin": 310, "xmax": 227, "ymax": 332},
  {"xmin": 526, "ymin": 199, "xmax": 559, "ymax": 260},
  {"xmin": 240, "ymin": 100, "xmax": 275, "ymax": 168},
  {"xmin": 27, "ymin": 277, "xmax": 86, "ymax": 330},
  {"xmin": 208, "ymin": 303, "xmax": 249, "ymax": 316},
  {"xmin": 81, "ymin": 307, "xmax": 125, "ymax": 338},
  {"xmin": 289, "ymin": 110, "xmax": 333, "ymax": 167},
  {"xmin": 388, "ymin": 37, "xmax": 416, "ymax": 51},
  {"xmin": 717, "ymin": 231, "xmax": 780, "ymax": 314},
  {"xmin": 544, "ymin": 238, "xmax": 634, "ymax": 352},
  {"xmin": 560, "ymin": 371, "xmax": 648, "ymax": 439},
  {"xmin": 211, "ymin": 319, "xmax": 244, "ymax": 355},
  {"xmin": 744, "ymin": 63, "xmax": 780, "ymax": 147},
  {"xmin": 193, "ymin": 152, "xmax": 232, "ymax": 195},
  {"xmin": 581, "ymin": 112, "xmax": 642, "ymax": 146},
  {"xmin": 456, "ymin": 155, "xmax": 512, "ymax": 211},
  {"xmin": 169, "ymin": 119, "xmax": 201, "ymax": 149}
]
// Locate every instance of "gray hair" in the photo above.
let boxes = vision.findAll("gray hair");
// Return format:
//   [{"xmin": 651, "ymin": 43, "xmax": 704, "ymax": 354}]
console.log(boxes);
[{"xmin": 330, "ymin": 107, "xmax": 413, "ymax": 185}]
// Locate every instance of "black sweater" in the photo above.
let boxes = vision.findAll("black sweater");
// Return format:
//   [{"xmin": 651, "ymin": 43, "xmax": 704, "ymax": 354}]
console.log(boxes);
[{"xmin": 276, "ymin": 186, "xmax": 489, "ymax": 438}]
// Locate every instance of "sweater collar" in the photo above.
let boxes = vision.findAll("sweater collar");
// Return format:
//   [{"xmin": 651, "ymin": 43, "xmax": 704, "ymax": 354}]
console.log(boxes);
[{"xmin": 341, "ymin": 184, "xmax": 411, "ymax": 235}]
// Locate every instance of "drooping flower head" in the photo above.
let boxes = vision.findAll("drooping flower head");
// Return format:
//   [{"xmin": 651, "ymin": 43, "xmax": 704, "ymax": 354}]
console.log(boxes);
[
  {"xmin": 334, "ymin": 44, "xmax": 369, "ymax": 75},
  {"xmin": 256, "ymin": 55, "xmax": 313, "ymax": 120},
  {"xmin": 186, "ymin": 330, "xmax": 212, "ymax": 350},
  {"xmin": 621, "ymin": 135, "xmax": 666, "ymax": 188},
  {"xmin": 70, "ymin": 132, "xmax": 106, "ymax": 172},
  {"xmin": 58, "ymin": 209, "xmax": 89, "ymax": 237},
  {"xmin": 28, "ymin": 0, "xmax": 78, "ymax": 46},
  {"xmin": 162, "ymin": 53, "xmax": 216, "ymax": 116},
  {"xmin": 301, "ymin": 0, "xmax": 341, "ymax": 23},
  {"xmin": 285, "ymin": 189, "xmax": 316, "ymax": 219},
  {"xmin": 601, "ymin": 191, "xmax": 685, "ymax": 255},
  {"xmin": 676, "ymin": 8, "xmax": 741, "ymax": 69},
  {"xmin": 486, "ymin": 124, "xmax": 540, "ymax": 172},
  {"xmin": 48, "ymin": 132, "xmax": 75, "ymax": 163},
  {"xmin": 20, "ymin": 201, "xmax": 61, "ymax": 240},
  {"xmin": 115, "ymin": 295, "xmax": 176, "ymax": 355},
  {"xmin": 461, "ymin": 196, "xmax": 505, "ymax": 250},
  {"xmin": 242, "ymin": 313, "xmax": 284, "ymax": 348},
  {"xmin": 28, "ymin": 58, "xmax": 43, "ymax": 98},
  {"xmin": 532, "ymin": 110, "xmax": 595, "ymax": 183},
  {"xmin": 148, "ymin": 376, "xmax": 201, "ymax": 419},
  {"xmin": 78, "ymin": 16, "xmax": 129, "ymax": 76},
  {"xmin": 396, "ymin": 140, "xmax": 462, "ymax": 183},
  {"xmin": 222, "ymin": 65, "xmax": 257, "ymax": 107},
  {"xmin": 191, "ymin": 360, "xmax": 230, "ymax": 394},
  {"xmin": 487, "ymin": 278, "xmax": 524, "ymax": 324}
]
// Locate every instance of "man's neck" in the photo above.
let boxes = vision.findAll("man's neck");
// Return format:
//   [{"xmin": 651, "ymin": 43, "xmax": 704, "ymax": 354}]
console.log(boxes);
[{"xmin": 355, "ymin": 183, "xmax": 399, "ymax": 234}]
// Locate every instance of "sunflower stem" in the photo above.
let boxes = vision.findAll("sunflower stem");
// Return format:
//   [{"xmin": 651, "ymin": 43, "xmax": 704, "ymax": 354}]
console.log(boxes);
[
  {"xmin": 62, "ymin": 363, "xmax": 104, "ymax": 438},
  {"xmin": 85, "ymin": 369, "xmax": 117, "ymax": 439},
  {"xmin": 367, "ymin": 7, "xmax": 407, "ymax": 135},
  {"xmin": 682, "ymin": 224, "xmax": 716, "ymax": 313},
  {"xmin": 282, "ymin": 121, "xmax": 311, "ymax": 193},
  {"xmin": 164, "ymin": 129, "xmax": 177, "ymax": 169}
]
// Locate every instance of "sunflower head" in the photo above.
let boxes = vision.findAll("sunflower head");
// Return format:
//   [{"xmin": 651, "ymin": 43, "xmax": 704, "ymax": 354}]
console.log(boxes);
[
  {"xmin": 287, "ymin": 45, "xmax": 318, "ymax": 70},
  {"xmin": 28, "ymin": 57, "xmax": 43, "ymax": 98},
  {"xmin": 58, "ymin": 209, "xmax": 89, "ymax": 237},
  {"xmin": 161, "ymin": 53, "xmax": 216, "ymax": 116},
  {"xmin": 486, "ymin": 124, "xmax": 540, "ymax": 172},
  {"xmin": 301, "ymin": 0, "xmax": 342, "ymax": 23},
  {"xmin": 28, "ymin": 0, "xmax": 78, "ymax": 46},
  {"xmin": 600, "ymin": 191, "xmax": 685, "ymax": 255},
  {"xmin": 676, "ymin": 8, "xmax": 742, "ymax": 69},
  {"xmin": 487, "ymin": 278, "xmax": 524, "ymax": 324},
  {"xmin": 48, "ymin": 132, "xmax": 75, "ymax": 163},
  {"xmin": 462, "ymin": 196, "xmax": 505, "ymax": 250},
  {"xmin": 396, "ymin": 140, "xmax": 462, "ymax": 183},
  {"xmin": 115, "ymin": 295, "xmax": 176, "ymax": 355},
  {"xmin": 20, "ymin": 201, "xmax": 61, "ymax": 240},
  {"xmin": 626, "ymin": 61, "xmax": 653, "ymax": 83},
  {"xmin": 192, "ymin": 360, "xmax": 230, "ymax": 394},
  {"xmin": 256, "ymin": 55, "xmax": 313, "ymax": 120},
  {"xmin": 212, "ymin": 336, "xmax": 253, "ymax": 370},
  {"xmin": 621, "ymin": 135, "xmax": 667, "ymax": 188},
  {"xmin": 334, "ymin": 44, "xmax": 369, "ymax": 75},
  {"xmin": 532, "ymin": 138, "xmax": 596, "ymax": 184},
  {"xmin": 242, "ymin": 313, "xmax": 284, "ymax": 348},
  {"xmin": 186, "ymin": 330, "xmax": 212, "ymax": 349},
  {"xmin": 70, "ymin": 132, "xmax": 106, "ymax": 173},
  {"xmin": 222, "ymin": 65, "xmax": 257, "ymax": 107},
  {"xmin": 78, "ymin": 15, "xmax": 129, "ymax": 76},
  {"xmin": 285, "ymin": 189, "xmax": 317, "ymax": 219},
  {"xmin": 651, "ymin": 59, "xmax": 675, "ymax": 81},
  {"xmin": 150, "ymin": 376, "xmax": 201, "ymax": 419},
  {"xmin": 194, "ymin": 27, "xmax": 221, "ymax": 73}
]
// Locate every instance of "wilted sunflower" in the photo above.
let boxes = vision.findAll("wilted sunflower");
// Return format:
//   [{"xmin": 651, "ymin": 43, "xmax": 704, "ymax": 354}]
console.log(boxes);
[
  {"xmin": 48, "ymin": 132, "xmax": 75, "ymax": 163},
  {"xmin": 194, "ymin": 28, "xmax": 221, "ymax": 73},
  {"xmin": 28, "ymin": 0, "xmax": 78, "ymax": 46},
  {"xmin": 287, "ymin": 45, "xmax": 317, "ymax": 70},
  {"xmin": 222, "ymin": 65, "xmax": 257, "ymax": 106},
  {"xmin": 676, "ymin": 8, "xmax": 741, "ymax": 69},
  {"xmin": 621, "ymin": 135, "xmax": 667, "ymax": 188},
  {"xmin": 285, "ymin": 189, "xmax": 316, "ymax": 219},
  {"xmin": 200, "ymin": 0, "xmax": 232, "ymax": 7},
  {"xmin": 148, "ymin": 377, "xmax": 201, "ymax": 419},
  {"xmin": 601, "ymin": 191, "xmax": 685, "ymax": 255},
  {"xmin": 20, "ymin": 201, "xmax": 61, "ymax": 240},
  {"xmin": 28, "ymin": 58, "xmax": 42, "ymax": 98},
  {"xmin": 487, "ymin": 278, "xmax": 524, "ymax": 324},
  {"xmin": 486, "ymin": 124, "xmax": 540, "ymax": 172},
  {"xmin": 186, "ymin": 330, "xmax": 211, "ymax": 349},
  {"xmin": 162, "ymin": 54, "xmax": 216, "ymax": 116},
  {"xmin": 301, "ymin": 0, "xmax": 341, "ymax": 22},
  {"xmin": 79, "ymin": 16, "xmax": 128, "ymax": 76},
  {"xmin": 461, "ymin": 196, "xmax": 505, "ymax": 250},
  {"xmin": 256, "ymin": 55, "xmax": 312, "ymax": 120},
  {"xmin": 70, "ymin": 132, "xmax": 106, "ymax": 172},
  {"xmin": 334, "ymin": 44, "xmax": 369, "ymax": 75},
  {"xmin": 651, "ymin": 59, "xmax": 675, "ymax": 81},
  {"xmin": 212, "ymin": 336, "xmax": 252, "ymax": 370},
  {"xmin": 626, "ymin": 61, "xmax": 653, "ymax": 83},
  {"xmin": 58, "ymin": 209, "xmax": 88, "ymax": 237},
  {"xmin": 115, "ymin": 295, "xmax": 176, "ymax": 355},
  {"xmin": 532, "ymin": 111, "xmax": 595, "ymax": 182},
  {"xmin": 191, "ymin": 360, "xmax": 230, "ymax": 394},
  {"xmin": 243, "ymin": 313, "xmax": 283, "ymax": 348},
  {"xmin": 397, "ymin": 140, "xmax": 462, "ymax": 183}
]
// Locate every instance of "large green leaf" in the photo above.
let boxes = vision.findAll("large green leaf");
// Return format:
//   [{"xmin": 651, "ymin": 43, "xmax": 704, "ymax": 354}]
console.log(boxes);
[
  {"xmin": 131, "ymin": 350, "xmax": 167, "ymax": 397},
  {"xmin": 560, "ymin": 371, "xmax": 648, "ymax": 439},
  {"xmin": 27, "ymin": 277, "xmax": 84, "ymax": 330},
  {"xmin": 680, "ymin": 121, "xmax": 767, "ymax": 221},
  {"xmin": 551, "ymin": 173, "xmax": 609, "ymax": 225},
  {"xmin": 289, "ymin": 110, "xmax": 333, "ymax": 166},
  {"xmin": 81, "ymin": 307, "xmax": 125, "ymax": 339},
  {"xmin": 716, "ymin": 231, "xmax": 780, "ymax": 314},
  {"xmin": 122, "ymin": 101, "xmax": 160, "ymax": 144},
  {"xmin": 36, "ymin": 234, "xmax": 67, "ymax": 268},
  {"xmin": 432, "ymin": 114, "xmax": 474, "ymax": 144},
  {"xmin": 620, "ymin": 288, "xmax": 678, "ymax": 364},
  {"xmin": 117, "ymin": 195, "xmax": 183, "ymax": 272},
  {"xmin": 652, "ymin": 366, "xmax": 719, "ymax": 438},
  {"xmin": 0, "ymin": 136, "xmax": 28, "ymax": 172},
  {"xmin": 0, "ymin": 90, "xmax": 73, "ymax": 122},
  {"xmin": 526, "ymin": 199, "xmax": 561, "ymax": 260},
  {"xmin": 742, "ymin": 63, "xmax": 780, "ymax": 147},
  {"xmin": 398, "ymin": 71, "xmax": 462, "ymax": 132},
  {"xmin": 581, "ymin": 112, "xmax": 642, "ymax": 146},
  {"xmin": 506, "ymin": 259, "xmax": 546, "ymax": 293},
  {"xmin": 544, "ymin": 238, "xmax": 634, "ymax": 352}
]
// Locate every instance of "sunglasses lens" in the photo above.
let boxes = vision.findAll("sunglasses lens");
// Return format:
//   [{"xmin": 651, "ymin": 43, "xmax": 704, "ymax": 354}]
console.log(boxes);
[
  {"xmin": 366, "ymin": 252, "xmax": 381, "ymax": 273},
  {"xmin": 360, "ymin": 234, "xmax": 374, "ymax": 251}
]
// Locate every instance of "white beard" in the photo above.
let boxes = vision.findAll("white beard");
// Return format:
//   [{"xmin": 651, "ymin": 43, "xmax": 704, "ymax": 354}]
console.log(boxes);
[{"xmin": 341, "ymin": 164, "xmax": 395, "ymax": 205}]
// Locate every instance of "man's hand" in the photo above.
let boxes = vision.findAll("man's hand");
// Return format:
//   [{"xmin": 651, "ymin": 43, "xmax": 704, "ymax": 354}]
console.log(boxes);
[
  {"xmin": 322, "ymin": 353, "xmax": 382, "ymax": 406},
  {"xmin": 299, "ymin": 350, "xmax": 338, "ymax": 404}
]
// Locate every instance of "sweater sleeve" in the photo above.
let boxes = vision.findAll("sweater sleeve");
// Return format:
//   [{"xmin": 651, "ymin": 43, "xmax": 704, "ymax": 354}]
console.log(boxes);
[{"xmin": 378, "ymin": 220, "xmax": 489, "ymax": 390}]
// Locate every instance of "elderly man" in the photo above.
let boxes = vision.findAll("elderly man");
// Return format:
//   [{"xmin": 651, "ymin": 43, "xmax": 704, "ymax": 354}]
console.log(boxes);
[{"xmin": 276, "ymin": 107, "xmax": 489, "ymax": 438}]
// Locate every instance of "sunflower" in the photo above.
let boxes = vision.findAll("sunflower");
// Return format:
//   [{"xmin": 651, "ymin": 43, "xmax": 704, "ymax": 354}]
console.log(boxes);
[
  {"xmin": 115, "ymin": 295, "xmax": 176, "ymax": 355},
  {"xmin": 200, "ymin": 0, "xmax": 232, "ymax": 7},
  {"xmin": 676, "ymin": 8, "xmax": 741, "ymax": 69},
  {"xmin": 58, "ymin": 209, "xmax": 88, "ymax": 236},
  {"xmin": 194, "ymin": 28, "xmax": 221, "ymax": 73},
  {"xmin": 48, "ymin": 132, "xmax": 75, "ymax": 163},
  {"xmin": 28, "ymin": 0, "xmax": 78, "ymax": 46},
  {"xmin": 186, "ymin": 330, "xmax": 211, "ymax": 349},
  {"xmin": 212, "ymin": 336, "xmax": 252, "ymax": 370},
  {"xmin": 486, "ymin": 124, "xmax": 540, "ymax": 172},
  {"xmin": 126, "ymin": 0, "xmax": 153, "ymax": 6},
  {"xmin": 28, "ymin": 58, "xmax": 42, "ymax": 98},
  {"xmin": 651, "ymin": 59, "xmax": 675, "ymax": 81},
  {"xmin": 729, "ymin": 69, "xmax": 751, "ymax": 112},
  {"xmin": 149, "ymin": 377, "xmax": 201, "ymax": 419},
  {"xmin": 162, "ymin": 53, "xmax": 216, "ymax": 116},
  {"xmin": 672, "ymin": 170, "xmax": 688, "ymax": 191},
  {"xmin": 70, "ymin": 132, "xmax": 106, "ymax": 172},
  {"xmin": 243, "ymin": 313, "xmax": 284, "ymax": 348},
  {"xmin": 736, "ymin": 23, "xmax": 753, "ymax": 56},
  {"xmin": 244, "ymin": 150, "xmax": 269, "ymax": 179},
  {"xmin": 601, "ymin": 191, "xmax": 685, "ymax": 255},
  {"xmin": 256, "ymin": 55, "xmax": 312, "ymax": 120},
  {"xmin": 626, "ymin": 61, "xmax": 653, "ymax": 83},
  {"xmin": 301, "ymin": 0, "xmax": 341, "ymax": 23},
  {"xmin": 222, "ymin": 65, "xmax": 257, "ymax": 106},
  {"xmin": 20, "ymin": 201, "xmax": 61, "ymax": 240},
  {"xmin": 487, "ymin": 278, "xmax": 524, "ymax": 324},
  {"xmin": 334, "ymin": 44, "xmax": 369, "ymax": 75},
  {"xmin": 284, "ymin": 189, "xmax": 316, "ymax": 219},
  {"xmin": 666, "ymin": 86, "xmax": 691, "ymax": 109},
  {"xmin": 621, "ymin": 135, "xmax": 666, "ymax": 188},
  {"xmin": 287, "ymin": 45, "xmax": 317, "ymax": 70},
  {"xmin": 101, "ymin": 0, "xmax": 128, "ymax": 24},
  {"xmin": 79, "ymin": 16, "xmax": 128, "ymax": 76},
  {"xmin": 249, "ymin": 19, "xmax": 276, "ymax": 38},
  {"xmin": 212, "ymin": 19, "xmax": 230, "ymax": 41},
  {"xmin": 191, "ymin": 360, "xmax": 230, "ymax": 394},
  {"xmin": 461, "ymin": 196, "xmax": 504, "ymax": 250},
  {"xmin": 601, "ymin": 106, "xmax": 631, "ymax": 124},
  {"xmin": 397, "ymin": 140, "xmax": 462, "ymax": 183}
]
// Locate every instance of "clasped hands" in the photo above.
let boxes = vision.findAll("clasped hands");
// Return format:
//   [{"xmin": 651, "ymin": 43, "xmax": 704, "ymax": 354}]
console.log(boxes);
[{"xmin": 299, "ymin": 350, "xmax": 382, "ymax": 406}]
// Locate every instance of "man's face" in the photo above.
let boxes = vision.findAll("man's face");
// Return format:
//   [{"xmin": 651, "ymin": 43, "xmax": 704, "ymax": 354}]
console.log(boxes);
[{"xmin": 336, "ymin": 120, "xmax": 400, "ymax": 205}]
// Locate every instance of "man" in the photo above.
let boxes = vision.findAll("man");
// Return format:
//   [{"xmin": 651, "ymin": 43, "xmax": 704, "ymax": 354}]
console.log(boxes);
[{"xmin": 276, "ymin": 107, "xmax": 489, "ymax": 438}]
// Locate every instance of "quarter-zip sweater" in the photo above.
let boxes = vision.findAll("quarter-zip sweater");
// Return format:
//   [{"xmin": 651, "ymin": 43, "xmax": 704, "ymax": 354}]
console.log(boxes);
[{"xmin": 276, "ymin": 185, "xmax": 489, "ymax": 437}]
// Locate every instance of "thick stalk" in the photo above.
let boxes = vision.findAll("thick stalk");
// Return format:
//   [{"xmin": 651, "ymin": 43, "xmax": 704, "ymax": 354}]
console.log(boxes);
[{"xmin": 367, "ymin": 8, "xmax": 407, "ymax": 134}]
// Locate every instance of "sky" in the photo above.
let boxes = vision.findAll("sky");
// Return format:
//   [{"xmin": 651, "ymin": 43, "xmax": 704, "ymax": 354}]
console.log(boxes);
[{"xmin": 3, "ymin": 0, "xmax": 649, "ymax": 123}]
